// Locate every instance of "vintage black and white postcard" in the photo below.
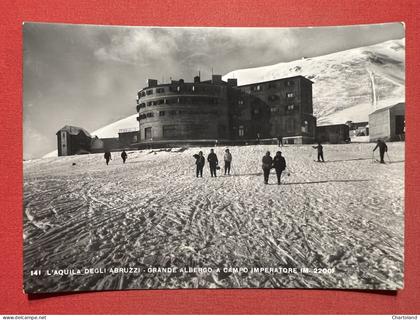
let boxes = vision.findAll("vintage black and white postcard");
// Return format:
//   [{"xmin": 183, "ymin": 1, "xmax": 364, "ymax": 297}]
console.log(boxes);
[{"xmin": 23, "ymin": 22, "xmax": 405, "ymax": 293}]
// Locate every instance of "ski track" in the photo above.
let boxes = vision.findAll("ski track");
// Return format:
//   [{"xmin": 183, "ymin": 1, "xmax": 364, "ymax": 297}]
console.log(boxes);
[{"xmin": 23, "ymin": 143, "xmax": 404, "ymax": 292}]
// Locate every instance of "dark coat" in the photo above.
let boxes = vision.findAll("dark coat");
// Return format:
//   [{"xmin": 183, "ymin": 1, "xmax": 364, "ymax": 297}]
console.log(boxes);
[
  {"xmin": 121, "ymin": 151, "xmax": 127, "ymax": 159},
  {"xmin": 273, "ymin": 155, "xmax": 286, "ymax": 170},
  {"xmin": 313, "ymin": 144, "xmax": 323, "ymax": 154},
  {"xmin": 195, "ymin": 155, "xmax": 205, "ymax": 167},
  {"xmin": 262, "ymin": 155, "xmax": 273, "ymax": 169},
  {"xmin": 207, "ymin": 153, "xmax": 218, "ymax": 164},
  {"xmin": 373, "ymin": 141, "xmax": 388, "ymax": 153},
  {"xmin": 104, "ymin": 152, "xmax": 111, "ymax": 159}
]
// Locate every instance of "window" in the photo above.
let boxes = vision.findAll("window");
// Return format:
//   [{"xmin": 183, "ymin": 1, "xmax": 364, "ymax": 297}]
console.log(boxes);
[
  {"xmin": 256, "ymin": 85, "xmax": 262, "ymax": 91},
  {"xmin": 302, "ymin": 120, "xmax": 309, "ymax": 133},
  {"xmin": 286, "ymin": 80, "xmax": 295, "ymax": 86},
  {"xmin": 287, "ymin": 104, "xmax": 294, "ymax": 111},
  {"xmin": 159, "ymin": 111, "xmax": 165, "ymax": 116},
  {"xmin": 238, "ymin": 99, "xmax": 244, "ymax": 105},
  {"xmin": 177, "ymin": 86, "xmax": 181, "ymax": 92},
  {"xmin": 268, "ymin": 94, "xmax": 279, "ymax": 101},
  {"xmin": 169, "ymin": 110, "xmax": 177, "ymax": 116},
  {"xmin": 192, "ymin": 86, "xmax": 195, "ymax": 92},
  {"xmin": 253, "ymin": 108, "xmax": 260, "ymax": 115},
  {"xmin": 146, "ymin": 112, "xmax": 154, "ymax": 118},
  {"xmin": 146, "ymin": 89, "xmax": 153, "ymax": 95},
  {"xmin": 268, "ymin": 82, "xmax": 277, "ymax": 89},
  {"xmin": 270, "ymin": 107, "xmax": 279, "ymax": 113},
  {"xmin": 145, "ymin": 127, "xmax": 152, "ymax": 140},
  {"xmin": 239, "ymin": 125, "xmax": 245, "ymax": 137},
  {"xmin": 287, "ymin": 92, "xmax": 294, "ymax": 98},
  {"xmin": 147, "ymin": 101, "xmax": 152, "ymax": 107},
  {"xmin": 156, "ymin": 88, "xmax": 165, "ymax": 93}
]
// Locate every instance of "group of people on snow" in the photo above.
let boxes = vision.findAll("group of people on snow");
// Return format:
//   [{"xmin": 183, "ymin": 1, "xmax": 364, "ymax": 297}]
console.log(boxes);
[
  {"xmin": 102, "ymin": 139, "xmax": 389, "ymax": 184},
  {"xmin": 104, "ymin": 150, "xmax": 127, "ymax": 165},
  {"xmin": 191, "ymin": 139, "xmax": 389, "ymax": 184},
  {"xmin": 193, "ymin": 149, "xmax": 232, "ymax": 178}
]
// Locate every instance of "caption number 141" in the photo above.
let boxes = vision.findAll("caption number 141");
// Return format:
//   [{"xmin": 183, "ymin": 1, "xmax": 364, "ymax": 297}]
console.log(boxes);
[{"xmin": 30, "ymin": 270, "xmax": 42, "ymax": 276}]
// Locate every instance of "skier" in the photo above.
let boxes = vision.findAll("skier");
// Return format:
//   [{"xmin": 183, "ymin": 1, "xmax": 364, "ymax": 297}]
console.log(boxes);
[
  {"xmin": 224, "ymin": 149, "xmax": 232, "ymax": 175},
  {"xmin": 312, "ymin": 142, "xmax": 325, "ymax": 162},
  {"xmin": 278, "ymin": 135, "xmax": 283, "ymax": 147},
  {"xmin": 104, "ymin": 151, "xmax": 112, "ymax": 165},
  {"xmin": 207, "ymin": 149, "xmax": 219, "ymax": 177},
  {"xmin": 373, "ymin": 139, "xmax": 388, "ymax": 164},
  {"xmin": 193, "ymin": 151, "xmax": 205, "ymax": 178},
  {"xmin": 121, "ymin": 150, "xmax": 128, "ymax": 164},
  {"xmin": 262, "ymin": 151, "xmax": 273, "ymax": 184},
  {"xmin": 273, "ymin": 151, "xmax": 286, "ymax": 185}
]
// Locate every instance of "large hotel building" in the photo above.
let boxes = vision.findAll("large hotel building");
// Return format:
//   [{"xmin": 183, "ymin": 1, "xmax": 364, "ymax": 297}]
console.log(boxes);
[{"xmin": 136, "ymin": 75, "xmax": 316, "ymax": 144}]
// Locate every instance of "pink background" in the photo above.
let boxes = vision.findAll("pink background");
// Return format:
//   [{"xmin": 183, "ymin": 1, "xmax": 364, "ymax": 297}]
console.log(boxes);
[{"xmin": 0, "ymin": 0, "xmax": 419, "ymax": 314}]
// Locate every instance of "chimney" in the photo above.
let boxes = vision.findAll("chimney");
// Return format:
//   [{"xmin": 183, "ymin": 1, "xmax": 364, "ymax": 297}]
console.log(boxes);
[
  {"xmin": 194, "ymin": 75, "xmax": 201, "ymax": 83},
  {"xmin": 147, "ymin": 79, "xmax": 158, "ymax": 87},
  {"xmin": 227, "ymin": 78, "xmax": 238, "ymax": 87},
  {"xmin": 212, "ymin": 75, "xmax": 222, "ymax": 84}
]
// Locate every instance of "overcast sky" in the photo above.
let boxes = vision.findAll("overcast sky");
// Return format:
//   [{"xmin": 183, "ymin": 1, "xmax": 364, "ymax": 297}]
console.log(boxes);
[{"xmin": 23, "ymin": 22, "xmax": 404, "ymax": 159}]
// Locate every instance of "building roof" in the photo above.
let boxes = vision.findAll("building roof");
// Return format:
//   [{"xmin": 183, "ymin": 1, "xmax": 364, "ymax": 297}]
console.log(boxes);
[
  {"xmin": 57, "ymin": 125, "xmax": 92, "ymax": 137},
  {"xmin": 237, "ymin": 75, "xmax": 313, "ymax": 88},
  {"xmin": 369, "ymin": 102, "xmax": 405, "ymax": 116}
]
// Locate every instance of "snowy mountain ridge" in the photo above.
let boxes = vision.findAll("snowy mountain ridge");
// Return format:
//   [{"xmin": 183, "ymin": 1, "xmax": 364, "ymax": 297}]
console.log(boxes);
[{"xmin": 223, "ymin": 38, "xmax": 405, "ymax": 125}]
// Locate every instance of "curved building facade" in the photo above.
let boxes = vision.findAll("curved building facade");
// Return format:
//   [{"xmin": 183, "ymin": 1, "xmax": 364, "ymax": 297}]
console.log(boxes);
[
  {"xmin": 136, "ymin": 76, "xmax": 233, "ymax": 141},
  {"xmin": 135, "ymin": 75, "xmax": 316, "ymax": 144}
]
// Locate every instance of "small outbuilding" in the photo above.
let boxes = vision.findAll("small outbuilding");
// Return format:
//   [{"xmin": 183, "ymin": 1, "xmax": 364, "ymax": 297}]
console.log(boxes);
[
  {"xmin": 56, "ymin": 125, "xmax": 92, "ymax": 156},
  {"xmin": 369, "ymin": 102, "xmax": 405, "ymax": 142},
  {"xmin": 316, "ymin": 124, "xmax": 350, "ymax": 144}
]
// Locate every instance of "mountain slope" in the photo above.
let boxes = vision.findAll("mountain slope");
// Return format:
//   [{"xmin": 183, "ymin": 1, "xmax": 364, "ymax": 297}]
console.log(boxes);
[
  {"xmin": 43, "ymin": 39, "xmax": 405, "ymax": 158},
  {"xmin": 223, "ymin": 38, "xmax": 405, "ymax": 125}
]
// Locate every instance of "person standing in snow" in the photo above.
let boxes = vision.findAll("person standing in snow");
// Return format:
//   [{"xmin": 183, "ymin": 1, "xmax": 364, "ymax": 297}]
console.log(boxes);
[
  {"xmin": 312, "ymin": 142, "xmax": 325, "ymax": 162},
  {"xmin": 121, "ymin": 150, "xmax": 128, "ymax": 164},
  {"xmin": 104, "ymin": 151, "xmax": 112, "ymax": 165},
  {"xmin": 224, "ymin": 149, "xmax": 232, "ymax": 175},
  {"xmin": 278, "ymin": 135, "xmax": 283, "ymax": 147},
  {"xmin": 262, "ymin": 151, "xmax": 273, "ymax": 184},
  {"xmin": 194, "ymin": 151, "xmax": 205, "ymax": 178},
  {"xmin": 373, "ymin": 139, "xmax": 388, "ymax": 164},
  {"xmin": 207, "ymin": 149, "xmax": 219, "ymax": 177},
  {"xmin": 272, "ymin": 151, "xmax": 286, "ymax": 185}
]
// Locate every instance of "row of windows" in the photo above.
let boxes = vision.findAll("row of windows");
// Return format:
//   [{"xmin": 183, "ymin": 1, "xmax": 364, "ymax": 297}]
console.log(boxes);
[
  {"xmin": 138, "ymin": 85, "xmax": 222, "ymax": 98},
  {"xmin": 137, "ymin": 96, "xmax": 220, "ymax": 110},
  {"xmin": 248, "ymin": 80, "xmax": 295, "ymax": 92},
  {"xmin": 138, "ymin": 109, "xmax": 220, "ymax": 120},
  {"xmin": 270, "ymin": 104, "xmax": 296, "ymax": 113},
  {"xmin": 237, "ymin": 92, "xmax": 294, "ymax": 105}
]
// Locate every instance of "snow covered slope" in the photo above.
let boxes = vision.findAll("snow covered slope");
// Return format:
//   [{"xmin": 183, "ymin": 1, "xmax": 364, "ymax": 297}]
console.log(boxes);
[
  {"xmin": 224, "ymin": 38, "xmax": 405, "ymax": 125},
  {"xmin": 91, "ymin": 113, "xmax": 138, "ymax": 138}
]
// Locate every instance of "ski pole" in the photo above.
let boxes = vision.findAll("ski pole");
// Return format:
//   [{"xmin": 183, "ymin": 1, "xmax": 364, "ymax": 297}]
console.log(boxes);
[{"xmin": 386, "ymin": 152, "xmax": 391, "ymax": 163}]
